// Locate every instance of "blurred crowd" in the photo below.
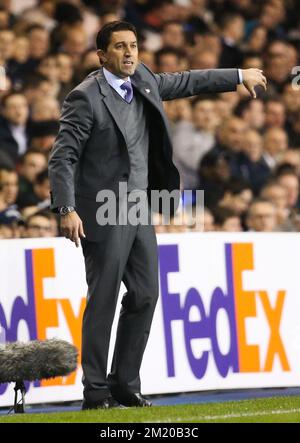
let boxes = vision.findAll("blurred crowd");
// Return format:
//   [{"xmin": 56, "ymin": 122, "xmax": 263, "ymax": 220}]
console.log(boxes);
[{"xmin": 0, "ymin": 0, "xmax": 300, "ymax": 238}]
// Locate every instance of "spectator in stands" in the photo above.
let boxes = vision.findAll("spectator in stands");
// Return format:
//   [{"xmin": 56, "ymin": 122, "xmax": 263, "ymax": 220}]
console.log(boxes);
[
  {"xmin": 37, "ymin": 54, "xmax": 60, "ymax": 86},
  {"xmin": 161, "ymin": 20, "xmax": 186, "ymax": 49},
  {"xmin": 260, "ymin": 181, "xmax": 291, "ymax": 230},
  {"xmin": 242, "ymin": 53, "xmax": 263, "ymax": 70},
  {"xmin": 17, "ymin": 150, "xmax": 48, "ymax": 207},
  {"xmin": 215, "ymin": 116, "xmax": 247, "ymax": 155},
  {"xmin": 60, "ymin": 26, "xmax": 88, "ymax": 67},
  {"xmin": 244, "ymin": 25, "xmax": 268, "ymax": 54},
  {"xmin": 56, "ymin": 52, "xmax": 75, "ymax": 103},
  {"xmin": 0, "ymin": 92, "xmax": 30, "ymax": 163},
  {"xmin": 258, "ymin": 0, "xmax": 286, "ymax": 35},
  {"xmin": 264, "ymin": 40, "xmax": 293, "ymax": 94},
  {"xmin": 29, "ymin": 120, "xmax": 59, "ymax": 154},
  {"xmin": 0, "ymin": 6, "xmax": 12, "ymax": 31},
  {"xmin": 0, "ymin": 29, "xmax": 14, "ymax": 65},
  {"xmin": 24, "ymin": 209, "xmax": 56, "ymax": 238},
  {"xmin": 246, "ymin": 198, "xmax": 278, "ymax": 232},
  {"xmin": 262, "ymin": 127, "xmax": 288, "ymax": 171},
  {"xmin": 138, "ymin": 48, "xmax": 155, "ymax": 72},
  {"xmin": 283, "ymin": 83, "xmax": 300, "ymax": 117},
  {"xmin": 279, "ymin": 150, "xmax": 300, "ymax": 175},
  {"xmin": 213, "ymin": 206, "xmax": 242, "ymax": 232},
  {"xmin": 219, "ymin": 13, "xmax": 245, "ymax": 68},
  {"xmin": 202, "ymin": 207, "xmax": 215, "ymax": 231},
  {"xmin": 21, "ymin": 73, "xmax": 56, "ymax": 105},
  {"xmin": 0, "ymin": 167, "xmax": 20, "ymax": 227},
  {"xmin": 198, "ymin": 150, "xmax": 231, "ymax": 210},
  {"xmin": 276, "ymin": 169, "xmax": 300, "ymax": 211},
  {"xmin": 80, "ymin": 48, "xmax": 102, "ymax": 80},
  {"xmin": 18, "ymin": 168, "xmax": 50, "ymax": 210},
  {"xmin": 234, "ymin": 128, "xmax": 270, "ymax": 194},
  {"xmin": 265, "ymin": 98, "xmax": 286, "ymax": 129},
  {"xmin": 193, "ymin": 30, "xmax": 222, "ymax": 60},
  {"xmin": 162, "ymin": 98, "xmax": 192, "ymax": 129},
  {"xmin": 173, "ymin": 97, "xmax": 219, "ymax": 189},
  {"xmin": 190, "ymin": 49, "xmax": 219, "ymax": 70},
  {"xmin": 155, "ymin": 47, "xmax": 188, "ymax": 73},
  {"xmin": 218, "ymin": 178, "xmax": 253, "ymax": 216},
  {"xmin": 25, "ymin": 24, "xmax": 50, "ymax": 72},
  {"xmin": 7, "ymin": 35, "xmax": 30, "ymax": 88},
  {"xmin": 31, "ymin": 97, "xmax": 60, "ymax": 122},
  {"xmin": 235, "ymin": 98, "xmax": 265, "ymax": 131}
]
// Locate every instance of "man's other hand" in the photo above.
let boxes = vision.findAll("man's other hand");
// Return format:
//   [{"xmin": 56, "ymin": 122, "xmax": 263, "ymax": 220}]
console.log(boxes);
[
  {"xmin": 60, "ymin": 211, "xmax": 86, "ymax": 247},
  {"xmin": 242, "ymin": 68, "xmax": 267, "ymax": 99}
]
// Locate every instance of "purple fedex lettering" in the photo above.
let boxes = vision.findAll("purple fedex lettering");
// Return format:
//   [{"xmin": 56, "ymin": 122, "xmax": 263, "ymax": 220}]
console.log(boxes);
[
  {"xmin": 159, "ymin": 244, "xmax": 182, "ymax": 377},
  {"xmin": 209, "ymin": 244, "xmax": 239, "ymax": 376},
  {"xmin": 183, "ymin": 287, "xmax": 209, "ymax": 379},
  {"xmin": 159, "ymin": 244, "xmax": 239, "ymax": 379},
  {"xmin": 0, "ymin": 250, "xmax": 38, "ymax": 395},
  {"xmin": 159, "ymin": 244, "xmax": 209, "ymax": 378}
]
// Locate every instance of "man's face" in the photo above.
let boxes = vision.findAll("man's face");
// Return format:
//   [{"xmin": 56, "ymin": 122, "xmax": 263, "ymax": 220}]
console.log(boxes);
[
  {"xmin": 262, "ymin": 185, "xmax": 287, "ymax": 210},
  {"xmin": 193, "ymin": 100, "xmax": 219, "ymax": 131},
  {"xmin": 3, "ymin": 94, "xmax": 29, "ymax": 126},
  {"xmin": 34, "ymin": 178, "xmax": 50, "ymax": 200},
  {"xmin": 158, "ymin": 54, "xmax": 178, "ymax": 73},
  {"xmin": 247, "ymin": 202, "xmax": 277, "ymax": 232},
  {"xmin": 99, "ymin": 30, "xmax": 138, "ymax": 79},
  {"xmin": 0, "ymin": 170, "xmax": 18, "ymax": 205},
  {"xmin": 264, "ymin": 128, "xmax": 288, "ymax": 157},
  {"xmin": 22, "ymin": 153, "xmax": 47, "ymax": 182},
  {"xmin": 26, "ymin": 215, "xmax": 52, "ymax": 238},
  {"xmin": 278, "ymin": 175, "xmax": 299, "ymax": 208}
]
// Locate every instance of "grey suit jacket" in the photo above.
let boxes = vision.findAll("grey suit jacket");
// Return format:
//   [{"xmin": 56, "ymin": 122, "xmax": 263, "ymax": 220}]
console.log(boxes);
[{"xmin": 48, "ymin": 63, "xmax": 238, "ymax": 239}]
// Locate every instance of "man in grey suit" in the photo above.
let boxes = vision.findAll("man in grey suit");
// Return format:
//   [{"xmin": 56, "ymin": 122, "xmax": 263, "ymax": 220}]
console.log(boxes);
[{"xmin": 48, "ymin": 21, "xmax": 266, "ymax": 409}]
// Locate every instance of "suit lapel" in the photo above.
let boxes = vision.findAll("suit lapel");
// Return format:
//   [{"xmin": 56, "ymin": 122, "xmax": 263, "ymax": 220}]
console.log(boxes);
[
  {"xmin": 95, "ymin": 69, "xmax": 127, "ymax": 141},
  {"xmin": 131, "ymin": 72, "xmax": 172, "ymax": 142},
  {"xmin": 131, "ymin": 77, "xmax": 160, "ymax": 111},
  {"xmin": 94, "ymin": 66, "xmax": 166, "ymax": 141}
]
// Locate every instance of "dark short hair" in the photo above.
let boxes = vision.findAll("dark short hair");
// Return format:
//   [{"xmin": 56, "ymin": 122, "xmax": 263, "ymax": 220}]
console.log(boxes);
[
  {"xmin": 30, "ymin": 120, "xmax": 59, "ymax": 137},
  {"xmin": 20, "ymin": 149, "xmax": 47, "ymax": 165},
  {"xmin": 155, "ymin": 46, "xmax": 187, "ymax": 67},
  {"xmin": 26, "ymin": 209, "xmax": 52, "ymax": 227},
  {"xmin": 224, "ymin": 178, "xmax": 252, "ymax": 195},
  {"xmin": 1, "ymin": 92, "xmax": 27, "ymax": 108},
  {"xmin": 213, "ymin": 206, "xmax": 239, "ymax": 226},
  {"xmin": 96, "ymin": 21, "xmax": 137, "ymax": 51}
]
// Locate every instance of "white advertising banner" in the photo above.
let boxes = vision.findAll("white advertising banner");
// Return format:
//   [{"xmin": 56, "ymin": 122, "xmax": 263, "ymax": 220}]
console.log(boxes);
[{"xmin": 0, "ymin": 233, "xmax": 300, "ymax": 407}]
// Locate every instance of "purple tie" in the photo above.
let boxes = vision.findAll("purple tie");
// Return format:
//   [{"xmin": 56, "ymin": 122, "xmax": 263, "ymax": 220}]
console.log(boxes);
[{"xmin": 121, "ymin": 81, "xmax": 133, "ymax": 103}]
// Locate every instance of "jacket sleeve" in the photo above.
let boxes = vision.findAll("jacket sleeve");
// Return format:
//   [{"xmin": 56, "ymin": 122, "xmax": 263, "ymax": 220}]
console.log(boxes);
[
  {"xmin": 154, "ymin": 69, "xmax": 239, "ymax": 101},
  {"xmin": 48, "ymin": 89, "xmax": 93, "ymax": 210}
]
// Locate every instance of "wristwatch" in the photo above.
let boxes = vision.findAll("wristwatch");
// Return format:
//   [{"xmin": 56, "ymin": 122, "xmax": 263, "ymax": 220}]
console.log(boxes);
[{"xmin": 58, "ymin": 206, "xmax": 75, "ymax": 216}]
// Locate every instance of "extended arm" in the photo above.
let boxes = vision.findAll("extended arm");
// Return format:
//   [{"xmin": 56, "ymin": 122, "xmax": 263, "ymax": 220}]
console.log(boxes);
[
  {"xmin": 155, "ymin": 68, "xmax": 266, "ymax": 101},
  {"xmin": 155, "ymin": 68, "xmax": 239, "ymax": 101}
]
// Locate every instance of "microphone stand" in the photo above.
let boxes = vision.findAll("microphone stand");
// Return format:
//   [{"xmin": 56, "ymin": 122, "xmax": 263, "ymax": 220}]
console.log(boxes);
[{"xmin": 14, "ymin": 381, "xmax": 26, "ymax": 413}]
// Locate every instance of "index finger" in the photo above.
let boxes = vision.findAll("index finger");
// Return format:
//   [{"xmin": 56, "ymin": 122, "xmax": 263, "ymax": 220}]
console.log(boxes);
[{"xmin": 75, "ymin": 236, "xmax": 80, "ymax": 247}]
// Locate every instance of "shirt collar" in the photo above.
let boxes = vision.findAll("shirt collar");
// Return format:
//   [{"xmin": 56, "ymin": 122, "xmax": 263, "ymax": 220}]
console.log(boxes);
[{"xmin": 103, "ymin": 67, "xmax": 131, "ymax": 88}]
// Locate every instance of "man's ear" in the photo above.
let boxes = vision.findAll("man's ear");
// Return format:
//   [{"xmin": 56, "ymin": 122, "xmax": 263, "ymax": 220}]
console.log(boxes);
[{"xmin": 97, "ymin": 49, "xmax": 106, "ymax": 65}]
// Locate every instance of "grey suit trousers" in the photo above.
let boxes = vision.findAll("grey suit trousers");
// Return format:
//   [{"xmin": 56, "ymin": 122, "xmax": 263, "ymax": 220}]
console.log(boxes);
[{"xmin": 81, "ymin": 199, "xmax": 159, "ymax": 402}]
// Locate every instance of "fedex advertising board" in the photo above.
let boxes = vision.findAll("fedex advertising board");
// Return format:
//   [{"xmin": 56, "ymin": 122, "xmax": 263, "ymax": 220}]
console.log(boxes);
[{"xmin": 0, "ymin": 233, "xmax": 299, "ymax": 406}]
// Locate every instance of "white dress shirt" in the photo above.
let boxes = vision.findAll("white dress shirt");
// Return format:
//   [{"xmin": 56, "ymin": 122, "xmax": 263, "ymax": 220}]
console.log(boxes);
[
  {"xmin": 103, "ymin": 67, "xmax": 132, "ymax": 100},
  {"xmin": 10, "ymin": 124, "xmax": 27, "ymax": 155}
]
